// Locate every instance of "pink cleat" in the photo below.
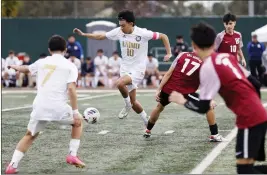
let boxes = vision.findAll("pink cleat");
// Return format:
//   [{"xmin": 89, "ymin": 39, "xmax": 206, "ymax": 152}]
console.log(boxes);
[
  {"xmin": 66, "ymin": 155, "xmax": 85, "ymax": 168},
  {"xmin": 5, "ymin": 164, "xmax": 18, "ymax": 174}
]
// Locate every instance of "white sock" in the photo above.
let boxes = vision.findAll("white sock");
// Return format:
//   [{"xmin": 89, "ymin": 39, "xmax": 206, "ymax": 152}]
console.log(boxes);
[
  {"xmin": 10, "ymin": 150, "xmax": 24, "ymax": 168},
  {"xmin": 69, "ymin": 139, "xmax": 80, "ymax": 156},
  {"xmin": 124, "ymin": 96, "xmax": 131, "ymax": 107},
  {"xmin": 156, "ymin": 80, "xmax": 160, "ymax": 87},
  {"xmin": 139, "ymin": 110, "xmax": 148, "ymax": 125},
  {"xmin": 108, "ymin": 79, "xmax": 113, "ymax": 88},
  {"xmin": 77, "ymin": 80, "xmax": 81, "ymax": 87},
  {"xmin": 143, "ymin": 79, "xmax": 147, "ymax": 88},
  {"xmin": 5, "ymin": 80, "xmax": 9, "ymax": 87}
]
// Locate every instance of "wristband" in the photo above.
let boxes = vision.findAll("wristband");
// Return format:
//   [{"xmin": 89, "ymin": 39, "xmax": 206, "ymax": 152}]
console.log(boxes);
[{"xmin": 73, "ymin": 109, "xmax": 79, "ymax": 114}]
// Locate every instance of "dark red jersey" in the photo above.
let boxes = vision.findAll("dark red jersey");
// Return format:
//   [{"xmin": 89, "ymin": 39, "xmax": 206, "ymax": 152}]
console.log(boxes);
[
  {"xmin": 215, "ymin": 30, "xmax": 243, "ymax": 61},
  {"xmin": 199, "ymin": 52, "xmax": 267, "ymax": 129},
  {"xmin": 162, "ymin": 52, "xmax": 202, "ymax": 95}
]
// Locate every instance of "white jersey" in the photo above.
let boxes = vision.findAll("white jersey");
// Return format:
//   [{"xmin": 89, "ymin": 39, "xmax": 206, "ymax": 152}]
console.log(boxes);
[
  {"xmin": 146, "ymin": 58, "xmax": 159, "ymax": 72},
  {"xmin": 68, "ymin": 57, "xmax": 81, "ymax": 73},
  {"xmin": 28, "ymin": 54, "xmax": 78, "ymax": 120},
  {"xmin": 2, "ymin": 58, "xmax": 5, "ymax": 72},
  {"xmin": 94, "ymin": 55, "xmax": 108, "ymax": 74},
  {"xmin": 108, "ymin": 56, "xmax": 122, "ymax": 72},
  {"xmin": 105, "ymin": 26, "xmax": 160, "ymax": 72},
  {"xmin": 5, "ymin": 56, "xmax": 20, "ymax": 71}
]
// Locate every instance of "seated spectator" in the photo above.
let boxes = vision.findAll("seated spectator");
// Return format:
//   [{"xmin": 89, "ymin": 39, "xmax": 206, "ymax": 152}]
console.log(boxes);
[
  {"xmin": 18, "ymin": 54, "xmax": 34, "ymax": 87},
  {"xmin": 172, "ymin": 35, "xmax": 189, "ymax": 57},
  {"xmin": 94, "ymin": 49, "xmax": 108, "ymax": 88},
  {"xmin": 143, "ymin": 53, "xmax": 160, "ymax": 88},
  {"xmin": 108, "ymin": 51, "xmax": 122, "ymax": 88},
  {"xmin": 68, "ymin": 52, "xmax": 82, "ymax": 87},
  {"xmin": 3, "ymin": 50, "xmax": 21, "ymax": 87},
  {"xmin": 81, "ymin": 57, "xmax": 95, "ymax": 87},
  {"xmin": 2, "ymin": 58, "xmax": 5, "ymax": 86},
  {"xmin": 261, "ymin": 45, "xmax": 267, "ymax": 86},
  {"xmin": 66, "ymin": 34, "xmax": 84, "ymax": 62}
]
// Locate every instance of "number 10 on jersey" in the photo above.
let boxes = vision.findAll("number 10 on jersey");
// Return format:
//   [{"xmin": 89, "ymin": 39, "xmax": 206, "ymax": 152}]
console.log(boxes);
[{"xmin": 127, "ymin": 48, "xmax": 134, "ymax": 57}]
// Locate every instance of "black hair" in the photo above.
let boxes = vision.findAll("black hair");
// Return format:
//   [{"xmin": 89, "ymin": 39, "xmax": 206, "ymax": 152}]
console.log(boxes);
[
  {"xmin": 9, "ymin": 50, "xmax": 15, "ymax": 54},
  {"xmin": 39, "ymin": 53, "xmax": 47, "ymax": 58},
  {"xmin": 223, "ymin": 13, "xmax": 236, "ymax": 24},
  {"xmin": 86, "ymin": 57, "xmax": 92, "ymax": 61},
  {"xmin": 113, "ymin": 51, "xmax": 119, "ymax": 55},
  {"xmin": 118, "ymin": 10, "xmax": 135, "ymax": 26},
  {"xmin": 190, "ymin": 22, "xmax": 216, "ymax": 49},
  {"xmin": 48, "ymin": 35, "xmax": 67, "ymax": 52},
  {"xmin": 147, "ymin": 53, "xmax": 154, "ymax": 57},
  {"xmin": 97, "ymin": 49, "xmax": 103, "ymax": 53},
  {"xmin": 176, "ymin": 35, "xmax": 183, "ymax": 39}
]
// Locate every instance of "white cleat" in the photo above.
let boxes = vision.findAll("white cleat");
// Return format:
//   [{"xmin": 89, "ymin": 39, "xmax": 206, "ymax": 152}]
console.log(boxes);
[
  {"xmin": 209, "ymin": 134, "xmax": 227, "ymax": 142},
  {"xmin": 118, "ymin": 105, "xmax": 132, "ymax": 119}
]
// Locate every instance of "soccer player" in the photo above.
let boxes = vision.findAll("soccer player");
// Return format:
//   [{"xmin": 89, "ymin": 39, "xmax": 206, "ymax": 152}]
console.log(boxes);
[
  {"xmin": 73, "ymin": 10, "xmax": 172, "ymax": 125},
  {"xmin": 144, "ymin": 51, "xmax": 224, "ymax": 142},
  {"xmin": 5, "ymin": 35, "xmax": 85, "ymax": 174},
  {"xmin": 169, "ymin": 22, "xmax": 267, "ymax": 174},
  {"xmin": 215, "ymin": 13, "xmax": 247, "ymax": 67}
]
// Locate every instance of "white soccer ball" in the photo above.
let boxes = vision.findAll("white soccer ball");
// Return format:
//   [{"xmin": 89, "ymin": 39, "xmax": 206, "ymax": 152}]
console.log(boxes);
[{"xmin": 83, "ymin": 107, "xmax": 100, "ymax": 124}]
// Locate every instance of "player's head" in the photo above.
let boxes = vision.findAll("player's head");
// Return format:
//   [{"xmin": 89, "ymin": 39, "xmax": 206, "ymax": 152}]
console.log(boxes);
[
  {"xmin": 23, "ymin": 54, "xmax": 30, "ymax": 63},
  {"xmin": 147, "ymin": 53, "xmax": 153, "ymax": 61},
  {"xmin": 223, "ymin": 13, "xmax": 236, "ymax": 33},
  {"xmin": 252, "ymin": 34, "xmax": 258, "ymax": 42},
  {"xmin": 68, "ymin": 34, "xmax": 76, "ymax": 43},
  {"xmin": 8, "ymin": 50, "xmax": 15, "ymax": 57},
  {"xmin": 97, "ymin": 49, "xmax": 104, "ymax": 56},
  {"xmin": 112, "ymin": 51, "xmax": 119, "ymax": 58},
  {"xmin": 48, "ymin": 35, "xmax": 67, "ymax": 54},
  {"xmin": 190, "ymin": 22, "xmax": 216, "ymax": 59},
  {"xmin": 85, "ymin": 57, "xmax": 92, "ymax": 64},
  {"xmin": 118, "ymin": 10, "xmax": 135, "ymax": 33},
  {"xmin": 176, "ymin": 35, "xmax": 184, "ymax": 43}
]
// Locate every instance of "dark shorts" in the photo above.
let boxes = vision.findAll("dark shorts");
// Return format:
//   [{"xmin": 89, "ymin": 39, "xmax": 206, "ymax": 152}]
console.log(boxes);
[
  {"xmin": 159, "ymin": 90, "xmax": 199, "ymax": 107},
  {"xmin": 236, "ymin": 121, "xmax": 267, "ymax": 161}
]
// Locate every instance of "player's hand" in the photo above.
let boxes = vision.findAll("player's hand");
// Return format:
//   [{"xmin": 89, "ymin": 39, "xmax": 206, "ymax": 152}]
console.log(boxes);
[
  {"xmin": 73, "ymin": 113, "xmax": 82, "ymax": 127},
  {"xmin": 155, "ymin": 89, "xmax": 161, "ymax": 102},
  {"xmin": 8, "ymin": 65, "xmax": 16, "ymax": 70},
  {"xmin": 241, "ymin": 59, "xmax": 246, "ymax": 67},
  {"xmin": 73, "ymin": 28, "xmax": 84, "ymax": 36},
  {"xmin": 169, "ymin": 91, "xmax": 186, "ymax": 105},
  {"xmin": 163, "ymin": 54, "xmax": 172, "ymax": 62},
  {"xmin": 210, "ymin": 100, "xmax": 217, "ymax": 109}
]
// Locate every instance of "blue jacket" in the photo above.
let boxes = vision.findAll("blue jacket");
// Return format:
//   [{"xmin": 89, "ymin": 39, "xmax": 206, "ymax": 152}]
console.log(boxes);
[
  {"xmin": 67, "ymin": 41, "xmax": 84, "ymax": 59},
  {"xmin": 247, "ymin": 41, "xmax": 265, "ymax": 60}
]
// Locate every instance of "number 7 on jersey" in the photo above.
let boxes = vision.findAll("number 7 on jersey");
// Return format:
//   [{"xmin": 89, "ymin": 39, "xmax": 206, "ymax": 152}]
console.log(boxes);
[
  {"xmin": 181, "ymin": 58, "xmax": 200, "ymax": 76},
  {"xmin": 41, "ymin": 64, "xmax": 57, "ymax": 86}
]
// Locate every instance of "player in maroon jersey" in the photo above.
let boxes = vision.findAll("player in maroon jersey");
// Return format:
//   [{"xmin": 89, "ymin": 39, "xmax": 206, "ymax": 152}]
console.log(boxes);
[
  {"xmin": 143, "ymin": 51, "xmax": 225, "ymax": 142},
  {"xmin": 215, "ymin": 13, "xmax": 247, "ymax": 67},
  {"xmin": 170, "ymin": 22, "xmax": 267, "ymax": 174}
]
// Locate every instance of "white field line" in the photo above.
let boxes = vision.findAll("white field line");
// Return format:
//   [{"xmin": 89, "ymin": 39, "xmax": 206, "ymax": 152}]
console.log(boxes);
[
  {"xmin": 2, "ymin": 93, "xmax": 118, "ymax": 112},
  {"xmin": 190, "ymin": 102, "xmax": 267, "ymax": 174}
]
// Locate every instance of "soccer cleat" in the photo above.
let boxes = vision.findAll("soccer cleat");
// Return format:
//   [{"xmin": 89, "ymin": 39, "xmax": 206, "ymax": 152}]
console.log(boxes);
[
  {"xmin": 143, "ymin": 129, "xmax": 151, "ymax": 138},
  {"xmin": 118, "ymin": 105, "xmax": 131, "ymax": 119},
  {"xmin": 209, "ymin": 134, "xmax": 227, "ymax": 142},
  {"xmin": 66, "ymin": 155, "xmax": 85, "ymax": 168},
  {"xmin": 5, "ymin": 164, "xmax": 18, "ymax": 174}
]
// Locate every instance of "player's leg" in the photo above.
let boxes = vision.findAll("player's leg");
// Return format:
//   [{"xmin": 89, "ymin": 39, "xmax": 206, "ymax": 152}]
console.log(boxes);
[
  {"xmin": 27, "ymin": 73, "xmax": 34, "ymax": 87},
  {"xmin": 108, "ymin": 70, "xmax": 113, "ymax": 88},
  {"xmin": 5, "ymin": 120, "xmax": 46, "ymax": 174},
  {"xmin": 18, "ymin": 72, "xmax": 25, "ymax": 87},
  {"xmin": 249, "ymin": 60, "xmax": 257, "ymax": 79},
  {"xmin": 236, "ymin": 122, "xmax": 267, "ymax": 174}
]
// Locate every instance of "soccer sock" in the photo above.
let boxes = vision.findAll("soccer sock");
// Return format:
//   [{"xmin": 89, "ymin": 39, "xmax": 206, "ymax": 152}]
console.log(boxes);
[
  {"xmin": 139, "ymin": 110, "xmax": 148, "ymax": 125},
  {"xmin": 209, "ymin": 123, "xmax": 218, "ymax": 135},
  {"xmin": 236, "ymin": 164, "xmax": 260, "ymax": 174},
  {"xmin": 124, "ymin": 96, "xmax": 131, "ymax": 107},
  {"xmin": 156, "ymin": 80, "xmax": 160, "ymax": 87},
  {"xmin": 77, "ymin": 80, "xmax": 81, "ymax": 87},
  {"xmin": 254, "ymin": 165, "xmax": 267, "ymax": 173},
  {"xmin": 108, "ymin": 79, "xmax": 113, "ymax": 88},
  {"xmin": 5, "ymin": 80, "xmax": 9, "ymax": 87},
  {"xmin": 143, "ymin": 79, "xmax": 147, "ymax": 88},
  {"xmin": 10, "ymin": 150, "xmax": 24, "ymax": 168},
  {"xmin": 147, "ymin": 120, "xmax": 155, "ymax": 130},
  {"xmin": 69, "ymin": 139, "xmax": 80, "ymax": 156}
]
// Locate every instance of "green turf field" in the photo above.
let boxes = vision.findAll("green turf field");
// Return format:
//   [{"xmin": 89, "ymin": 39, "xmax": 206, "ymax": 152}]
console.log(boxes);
[{"xmin": 2, "ymin": 90, "xmax": 267, "ymax": 174}]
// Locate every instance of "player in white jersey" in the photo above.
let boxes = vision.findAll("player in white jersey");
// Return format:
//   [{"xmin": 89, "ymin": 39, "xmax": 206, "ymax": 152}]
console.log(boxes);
[
  {"xmin": 5, "ymin": 35, "xmax": 85, "ymax": 174},
  {"xmin": 73, "ymin": 10, "xmax": 172, "ymax": 125}
]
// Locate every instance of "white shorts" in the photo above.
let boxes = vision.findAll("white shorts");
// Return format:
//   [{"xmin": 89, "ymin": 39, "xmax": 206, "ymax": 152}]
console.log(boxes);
[
  {"xmin": 120, "ymin": 70, "xmax": 145, "ymax": 92},
  {"xmin": 27, "ymin": 104, "xmax": 74, "ymax": 136}
]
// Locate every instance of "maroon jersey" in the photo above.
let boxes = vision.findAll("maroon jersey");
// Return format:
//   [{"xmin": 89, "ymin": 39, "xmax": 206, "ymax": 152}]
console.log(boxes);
[
  {"xmin": 215, "ymin": 30, "xmax": 243, "ymax": 61},
  {"xmin": 199, "ymin": 52, "xmax": 267, "ymax": 129},
  {"xmin": 162, "ymin": 52, "xmax": 202, "ymax": 94}
]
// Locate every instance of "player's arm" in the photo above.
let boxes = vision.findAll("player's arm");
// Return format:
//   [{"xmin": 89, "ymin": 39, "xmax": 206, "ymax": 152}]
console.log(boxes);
[
  {"xmin": 158, "ymin": 33, "xmax": 172, "ymax": 61},
  {"xmin": 68, "ymin": 82, "xmax": 78, "ymax": 112},
  {"xmin": 237, "ymin": 34, "xmax": 246, "ymax": 67},
  {"xmin": 73, "ymin": 28, "xmax": 106, "ymax": 40},
  {"xmin": 8, "ymin": 65, "xmax": 30, "ymax": 73}
]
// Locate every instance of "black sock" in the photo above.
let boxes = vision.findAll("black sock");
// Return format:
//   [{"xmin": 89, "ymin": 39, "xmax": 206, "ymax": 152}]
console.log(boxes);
[
  {"xmin": 209, "ymin": 123, "xmax": 218, "ymax": 135},
  {"xmin": 147, "ymin": 120, "xmax": 155, "ymax": 130},
  {"xmin": 236, "ymin": 164, "xmax": 261, "ymax": 174},
  {"xmin": 254, "ymin": 165, "xmax": 267, "ymax": 174}
]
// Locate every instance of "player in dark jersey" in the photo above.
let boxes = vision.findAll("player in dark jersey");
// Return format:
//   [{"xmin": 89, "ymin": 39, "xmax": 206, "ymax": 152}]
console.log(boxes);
[
  {"xmin": 215, "ymin": 13, "xmax": 247, "ymax": 67},
  {"xmin": 170, "ymin": 22, "xmax": 267, "ymax": 174},
  {"xmin": 143, "ymin": 51, "xmax": 225, "ymax": 142}
]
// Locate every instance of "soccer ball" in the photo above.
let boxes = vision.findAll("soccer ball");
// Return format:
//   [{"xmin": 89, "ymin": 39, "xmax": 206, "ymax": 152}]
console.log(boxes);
[{"xmin": 83, "ymin": 107, "xmax": 100, "ymax": 124}]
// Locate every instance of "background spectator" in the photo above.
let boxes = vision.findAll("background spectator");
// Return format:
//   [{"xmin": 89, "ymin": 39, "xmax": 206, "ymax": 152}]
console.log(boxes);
[
  {"xmin": 18, "ymin": 54, "xmax": 34, "ymax": 87},
  {"xmin": 172, "ymin": 35, "xmax": 189, "ymax": 57},
  {"xmin": 81, "ymin": 57, "xmax": 95, "ymax": 88},
  {"xmin": 261, "ymin": 44, "xmax": 267, "ymax": 86},
  {"xmin": 68, "ymin": 52, "xmax": 82, "ymax": 87},
  {"xmin": 2, "ymin": 58, "xmax": 5, "ymax": 86},
  {"xmin": 66, "ymin": 34, "xmax": 84, "ymax": 61},
  {"xmin": 247, "ymin": 34, "xmax": 266, "ymax": 81},
  {"xmin": 108, "ymin": 51, "xmax": 121, "ymax": 88},
  {"xmin": 3, "ymin": 50, "xmax": 21, "ymax": 87},
  {"xmin": 143, "ymin": 53, "xmax": 160, "ymax": 88},
  {"xmin": 94, "ymin": 49, "xmax": 108, "ymax": 88}
]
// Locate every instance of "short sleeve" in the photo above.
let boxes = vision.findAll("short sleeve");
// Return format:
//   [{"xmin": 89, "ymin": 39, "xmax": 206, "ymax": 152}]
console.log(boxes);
[
  {"xmin": 199, "ymin": 58, "xmax": 221, "ymax": 100},
  {"xmin": 171, "ymin": 52, "xmax": 184, "ymax": 68},
  {"xmin": 28, "ymin": 60, "xmax": 40, "ymax": 75},
  {"xmin": 214, "ymin": 33, "xmax": 223, "ymax": 51},
  {"xmin": 67, "ymin": 64, "xmax": 78, "ymax": 83},
  {"xmin": 154, "ymin": 58, "xmax": 159, "ymax": 68},
  {"xmin": 239, "ymin": 34, "xmax": 243, "ymax": 48},
  {"xmin": 141, "ymin": 28, "xmax": 160, "ymax": 41},
  {"xmin": 105, "ymin": 27, "xmax": 120, "ymax": 40}
]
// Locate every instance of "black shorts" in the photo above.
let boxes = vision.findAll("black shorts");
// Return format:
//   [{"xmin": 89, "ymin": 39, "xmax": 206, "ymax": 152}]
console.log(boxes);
[
  {"xmin": 159, "ymin": 91, "xmax": 199, "ymax": 107},
  {"xmin": 236, "ymin": 122, "xmax": 267, "ymax": 161}
]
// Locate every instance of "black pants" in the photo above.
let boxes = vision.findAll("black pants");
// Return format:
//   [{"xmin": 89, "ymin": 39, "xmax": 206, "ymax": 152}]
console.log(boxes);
[{"xmin": 249, "ymin": 60, "xmax": 263, "ymax": 80}]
